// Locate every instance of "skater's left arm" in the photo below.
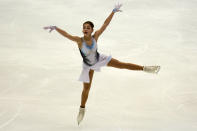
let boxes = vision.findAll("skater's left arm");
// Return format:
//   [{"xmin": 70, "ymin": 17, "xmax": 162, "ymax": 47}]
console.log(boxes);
[
  {"xmin": 94, "ymin": 12, "xmax": 114, "ymax": 39},
  {"xmin": 94, "ymin": 3, "xmax": 122, "ymax": 40}
]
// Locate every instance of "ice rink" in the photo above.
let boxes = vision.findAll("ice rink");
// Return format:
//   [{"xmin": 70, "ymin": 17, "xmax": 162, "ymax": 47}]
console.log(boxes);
[{"xmin": 0, "ymin": 0, "xmax": 197, "ymax": 130}]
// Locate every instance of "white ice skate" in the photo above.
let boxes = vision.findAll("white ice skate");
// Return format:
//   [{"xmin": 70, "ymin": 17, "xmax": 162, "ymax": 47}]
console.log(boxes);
[
  {"xmin": 77, "ymin": 107, "xmax": 85, "ymax": 125},
  {"xmin": 143, "ymin": 66, "xmax": 160, "ymax": 74}
]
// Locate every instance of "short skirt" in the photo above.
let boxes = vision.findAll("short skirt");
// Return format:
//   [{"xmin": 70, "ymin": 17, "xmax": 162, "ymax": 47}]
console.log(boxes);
[{"xmin": 78, "ymin": 54, "xmax": 112, "ymax": 83}]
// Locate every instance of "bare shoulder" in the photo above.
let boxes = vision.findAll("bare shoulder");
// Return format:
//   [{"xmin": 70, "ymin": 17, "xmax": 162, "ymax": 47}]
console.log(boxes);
[
  {"xmin": 73, "ymin": 36, "xmax": 82, "ymax": 42},
  {"xmin": 93, "ymin": 33, "xmax": 99, "ymax": 42},
  {"xmin": 76, "ymin": 37, "xmax": 83, "ymax": 49}
]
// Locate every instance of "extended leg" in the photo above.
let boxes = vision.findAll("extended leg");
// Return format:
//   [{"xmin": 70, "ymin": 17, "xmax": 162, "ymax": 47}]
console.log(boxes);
[
  {"xmin": 107, "ymin": 58, "xmax": 160, "ymax": 73},
  {"xmin": 107, "ymin": 58, "xmax": 143, "ymax": 70}
]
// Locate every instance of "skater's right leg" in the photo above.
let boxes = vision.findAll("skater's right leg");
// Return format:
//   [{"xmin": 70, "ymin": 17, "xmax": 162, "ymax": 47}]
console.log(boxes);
[
  {"xmin": 107, "ymin": 58, "xmax": 160, "ymax": 73},
  {"xmin": 107, "ymin": 58, "xmax": 143, "ymax": 70},
  {"xmin": 80, "ymin": 69, "xmax": 94, "ymax": 108}
]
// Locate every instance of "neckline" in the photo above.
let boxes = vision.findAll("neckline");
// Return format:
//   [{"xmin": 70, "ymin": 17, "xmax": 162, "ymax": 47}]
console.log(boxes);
[{"xmin": 83, "ymin": 37, "xmax": 95, "ymax": 49}]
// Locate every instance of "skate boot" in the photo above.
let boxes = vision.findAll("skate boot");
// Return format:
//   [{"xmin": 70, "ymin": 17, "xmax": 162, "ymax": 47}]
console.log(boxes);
[
  {"xmin": 77, "ymin": 107, "xmax": 85, "ymax": 125},
  {"xmin": 143, "ymin": 66, "xmax": 160, "ymax": 74}
]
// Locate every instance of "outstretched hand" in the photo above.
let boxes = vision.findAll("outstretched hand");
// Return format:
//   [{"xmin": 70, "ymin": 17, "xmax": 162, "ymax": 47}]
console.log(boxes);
[
  {"xmin": 113, "ymin": 3, "xmax": 123, "ymax": 13},
  {"xmin": 43, "ymin": 25, "xmax": 57, "ymax": 33}
]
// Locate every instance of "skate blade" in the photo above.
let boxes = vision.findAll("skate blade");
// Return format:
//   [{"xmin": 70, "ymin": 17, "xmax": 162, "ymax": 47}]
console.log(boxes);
[
  {"xmin": 77, "ymin": 120, "xmax": 82, "ymax": 126},
  {"xmin": 77, "ymin": 118, "xmax": 82, "ymax": 126},
  {"xmin": 155, "ymin": 66, "xmax": 161, "ymax": 74}
]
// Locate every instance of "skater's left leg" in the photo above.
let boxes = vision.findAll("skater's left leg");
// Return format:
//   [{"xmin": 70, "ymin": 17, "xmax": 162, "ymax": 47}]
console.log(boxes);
[
  {"xmin": 77, "ymin": 70, "xmax": 94, "ymax": 125},
  {"xmin": 107, "ymin": 58, "xmax": 143, "ymax": 70},
  {"xmin": 80, "ymin": 69, "xmax": 94, "ymax": 108}
]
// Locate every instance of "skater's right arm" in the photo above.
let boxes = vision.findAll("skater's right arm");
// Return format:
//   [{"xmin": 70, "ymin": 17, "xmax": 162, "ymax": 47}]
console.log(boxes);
[
  {"xmin": 43, "ymin": 26, "xmax": 81, "ymax": 43},
  {"xmin": 55, "ymin": 27, "xmax": 81, "ymax": 43}
]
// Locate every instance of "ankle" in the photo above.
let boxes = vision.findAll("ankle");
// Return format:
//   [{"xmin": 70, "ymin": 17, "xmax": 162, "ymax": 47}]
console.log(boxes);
[{"xmin": 80, "ymin": 105, "xmax": 85, "ymax": 108}]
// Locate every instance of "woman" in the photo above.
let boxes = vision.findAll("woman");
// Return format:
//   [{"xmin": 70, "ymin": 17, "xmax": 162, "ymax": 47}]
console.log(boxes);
[{"xmin": 44, "ymin": 3, "xmax": 160, "ymax": 125}]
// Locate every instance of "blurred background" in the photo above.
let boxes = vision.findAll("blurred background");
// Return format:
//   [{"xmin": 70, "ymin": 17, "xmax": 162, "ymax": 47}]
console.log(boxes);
[{"xmin": 0, "ymin": 0, "xmax": 197, "ymax": 130}]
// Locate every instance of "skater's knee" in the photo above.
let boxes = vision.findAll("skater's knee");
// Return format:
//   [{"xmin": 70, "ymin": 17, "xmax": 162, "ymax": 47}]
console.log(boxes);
[
  {"xmin": 83, "ymin": 86, "xmax": 90, "ymax": 93},
  {"xmin": 114, "ymin": 61, "xmax": 125, "ymax": 69}
]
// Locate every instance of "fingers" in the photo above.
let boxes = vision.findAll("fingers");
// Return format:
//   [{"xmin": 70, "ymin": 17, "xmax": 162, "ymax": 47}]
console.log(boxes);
[
  {"xmin": 49, "ymin": 29, "xmax": 53, "ymax": 33},
  {"xmin": 43, "ymin": 26, "xmax": 51, "ymax": 33},
  {"xmin": 43, "ymin": 26, "xmax": 50, "ymax": 30},
  {"xmin": 43, "ymin": 26, "xmax": 56, "ymax": 33},
  {"xmin": 115, "ymin": 3, "xmax": 122, "ymax": 9},
  {"xmin": 113, "ymin": 3, "xmax": 123, "ymax": 13}
]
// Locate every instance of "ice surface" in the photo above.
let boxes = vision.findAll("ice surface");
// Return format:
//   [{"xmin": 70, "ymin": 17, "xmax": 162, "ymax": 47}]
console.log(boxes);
[{"xmin": 0, "ymin": 0, "xmax": 197, "ymax": 130}]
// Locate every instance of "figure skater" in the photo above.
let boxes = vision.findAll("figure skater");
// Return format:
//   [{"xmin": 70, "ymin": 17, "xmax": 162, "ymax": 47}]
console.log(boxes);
[{"xmin": 44, "ymin": 3, "xmax": 160, "ymax": 125}]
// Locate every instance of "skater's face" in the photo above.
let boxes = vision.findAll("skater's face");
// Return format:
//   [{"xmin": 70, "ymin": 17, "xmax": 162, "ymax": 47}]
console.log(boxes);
[{"xmin": 82, "ymin": 24, "xmax": 93, "ymax": 37}]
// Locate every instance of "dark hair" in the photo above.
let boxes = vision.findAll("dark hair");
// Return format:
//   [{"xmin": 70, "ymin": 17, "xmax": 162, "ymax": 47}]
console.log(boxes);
[{"xmin": 83, "ymin": 21, "xmax": 94, "ymax": 29}]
